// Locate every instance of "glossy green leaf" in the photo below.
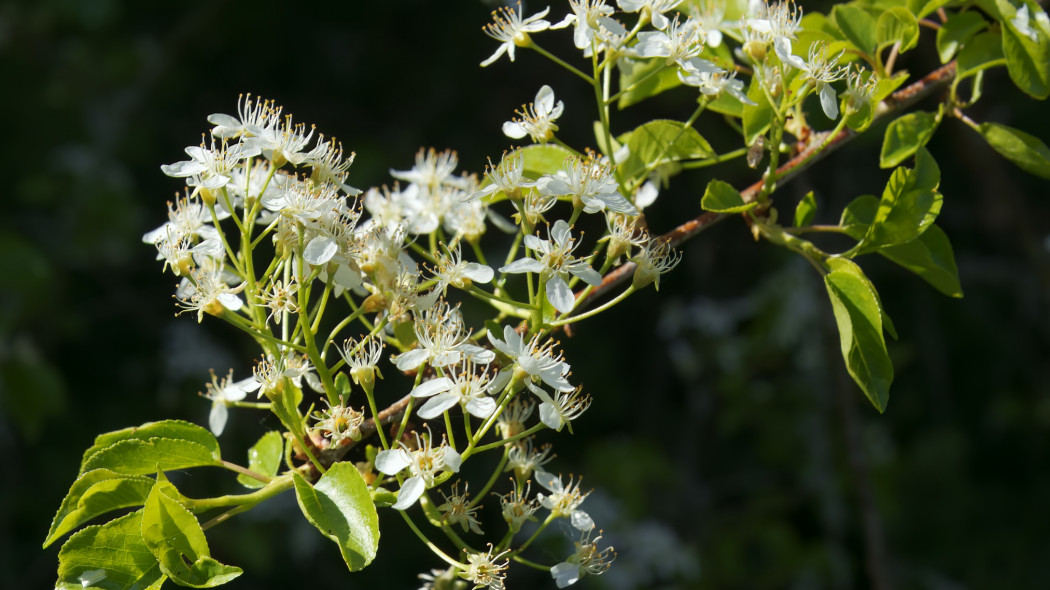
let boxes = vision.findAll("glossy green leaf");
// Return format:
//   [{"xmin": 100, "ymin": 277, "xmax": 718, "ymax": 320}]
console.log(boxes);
[
  {"xmin": 877, "ymin": 7, "xmax": 920, "ymax": 53},
  {"xmin": 978, "ymin": 121, "xmax": 1050, "ymax": 179},
  {"xmin": 742, "ymin": 76, "xmax": 773, "ymax": 145},
  {"xmin": 908, "ymin": 0, "xmax": 954, "ymax": 19},
  {"xmin": 880, "ymin": 111, "xmax": 940, "ymax": 168},
  {"xmin": 515, "ymin": 144, "xmax": 575, "ymax": 181},
  {"xmin": 81, "ymin": 420, "xmax": 221, "ymax": 474},
  {"xmin": 881, "ymin": 226, "xmax": 964, "ymax": 297},
  {"xmin": 999, "ymin": 0, "xmax": 1050, "ymax": 99},
  {"xmin": 936, "ymin": 11, "xmax": 988, "ymax": 63},
  {"xmin": 45, "ymin": 469, "xmax": 155, "ymax": 548},
  {"xmin": 238, "ymin": 431, "xmax": 284, "ymax": 489},
  {"xmin": 957, "ymin": 31, "xmax": 1005, "ymax": 79},
  {"xmin": 832, "ymin": 3, "xmax": 879, "ymax": 56},
  {"xmin": 824, "ymin": 258, "xmax": 894, "ymax": 412},
  {"xmin": 81, "ymin": 437, "xmax": 223, "ymax": 476},
  {"xmin": 55, "ymin": 510, "xmax": 166, "ymax": 590},
  {"xmin": 617, "ymin": 119, "xmax": 713, "ymax": 182},
  {"xmin": 841, "ymin": 196, "xmax": 963, "ymax": 297},
  {"xmin": 141, "ymin": 484, "xmax": 242, "ymax": 587},
  {"xmin": 701, "ymin": 179, "xmax": 757, "ymax": 214},
  {"xmin": 617, "ymin": 58, "xmax": 682, "ymax": 108},
  {"xmin": 794, "ymin": 191, "xmax": 817, "ymax": 227},
  {"xmin": 293, "ymin": 462, "xmax": 379, "ymax": 572},
  {"xmin": 855, "ymin": 148, "xmax": 942, "ymax": 254}
]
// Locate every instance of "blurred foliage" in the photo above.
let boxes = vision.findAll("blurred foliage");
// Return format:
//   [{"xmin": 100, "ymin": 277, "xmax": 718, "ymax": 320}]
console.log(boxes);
[{"xmin": 3, "ymin": 0, "xmax": 1049, "ymax": 589}]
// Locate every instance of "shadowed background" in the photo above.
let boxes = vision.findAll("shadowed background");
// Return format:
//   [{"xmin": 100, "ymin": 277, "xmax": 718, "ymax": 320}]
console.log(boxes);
[{"xmin": 4, "ymin": 0, "xmax": 1050, "ymax": 588}]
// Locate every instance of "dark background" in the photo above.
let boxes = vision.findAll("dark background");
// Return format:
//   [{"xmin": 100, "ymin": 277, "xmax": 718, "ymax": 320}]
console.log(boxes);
[{"xmin": 4, "ymin": 0, "xmax": 1050, "ymax": 588}]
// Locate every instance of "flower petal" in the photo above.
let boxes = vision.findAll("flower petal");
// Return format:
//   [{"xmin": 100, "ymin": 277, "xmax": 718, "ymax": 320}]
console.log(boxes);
[{"xmin": 392, "ymin": 475, "xmax": 425, "ymax": 510}]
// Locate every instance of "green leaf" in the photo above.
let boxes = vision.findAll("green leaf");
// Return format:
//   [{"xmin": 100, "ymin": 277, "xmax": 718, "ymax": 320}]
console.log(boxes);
[
  {"xmin": 742, "ymin": 77, "xmax": 773, "ymax": 145},
  {"xmin": 855, "ymin": 148, "xmax": 942, "ymax": 254},
  {"xmin": 881, "ymin": 226, "xmax": 964, "ymax": 297},
  {"xmin": 832, "ymin": 3, "xmax": 879, "ymax": 56},
  {"xmin": 56, "ymin": 510, "xmax": 166, "ymax": 590},
  {"xmin": 514, "ymin": 144, "xmax": 575, "ymax": 181},
  {"xmin": 617, "ymin": 119, "xmax": 714, "ymax": 183},
  {"xmin": 293, "ymin": 463, "xmax": 379, "ymax": 572},
  {"xmin": 45, "ymin": 469, "xmax": 155, "ymax": 548},
  {"xmin": 794, "ymin": 191, "xmax": 817, "ymax": 227},
  {"xmin": 999, "ymin": 0, "xmax": 1050, "ymax": 98},
  {"xmin": 81, "ymin": 437, "xmax": 223, "ymax": 476},
  {"xmin": 841, "ymin": 196, "xmax": 963, "ymax": 297},
  {"xmin": 908, "ymin": 0, "xmax": 953, "ymax": 19},
  {"xmin": 877, "ymin": 7, "xmax": 920, "ymax": 53},
  {"xmin": 238, "ymin": 431, "xmax": 284, "ymax": 489},
  {"xmin": 936, "ymin": 11, "xmax": 988, "ymax": 63},
  {"xmin": 880, "ymin": 111, "xmax": 940, "ymax": 168},
  {"xmin": 977, "ymin": 121, "xmax": 1050, "ymax": 178},
  {"xmin": 82, "ymin": 420, "xmax": 221, "ymax": 474},
  {"xmin": 701, "ymin": 179, "xmax": 757, "ymax": 214},
  {"xmin": 824, "ymin": 258, "xmax": 894, "ymax": 412},
  {"xmin": 957, "ymin": 31, "xmax": 1005, "ymax": 80},
  {"xmin": 617, "ymin": 58, "xmax": 682, "ymax": 108},
  {"xmin": 141, "ymin": 484, "xmax": 242, "ymax": 587}
]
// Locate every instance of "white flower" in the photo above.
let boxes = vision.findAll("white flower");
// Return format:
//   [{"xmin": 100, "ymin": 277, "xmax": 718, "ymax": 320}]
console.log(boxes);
[
  {"xmin": 436, "ymin": 481, "xmax": 483, "ymax": 535},
  {"xmin": 459, "ymin": 546, "xmax": 510, "ymax": 590},
  {"xmin": 175, "ymin": 263, "xmax": 246, "ymax": 322},
  {"xmin": 338, "ymin": 335, "xmax": 384, "ymax": 390},
  {"xmin": 503, "ymin": 85, "xmax": 564, "ymax": 143},
  {"xmin": 374, "ymin": 430, "xmax": 462, "ymax": 510},
  {"xmin": 430, "ymin": 243, "xmax": 494, "ymax": 296},
  {"xmin": 747, "ymin": 0, "xmax": 805, "ymax": 69},
  {"xmin": 488, "ymin": 325, "xmax": 575, "ymax": 392},
  {"xmin": 500, "ymin": 482, "xmax": 539, "ymax": 532},
  {"xmin": 541, "ymin": 157, "xmax": 638, "ymax": 215},
  {"xmin": 631, "ymin": 15, "xmax": 702, "ymax": 67},
  {"xmin": 207, "ymin": 93, "xmax": 280, "ymax": 139},
  {"xmin": 617, "ymin": 0, "xmax": 682, "ymax": 30},
  {"xmin": 555, "ymin": 0, "xmax": 617, "ymax": 53},
  {"xmin": 202, "ymin": 370, "xmax": 261, "ymax": 436},
  {"xmin": 534, "ymin": 470, "xmax": 594, "ymax": 531},
  {"xmin": 801, "ymin": 42, "xmax": 846, "ymax": 120},
  {"xmin": 506, "ymin": 438, "xmax": 554, "ymax": 480},
  {"xmin": 393, "ymin": 302, "xmax": 495, "ymax": 371},
  {"xmin": 161, "ymin": 139, "xmax": 259, "ymax": 191},
  {"xmin": 481, "ymin": 3, "xmax": 554, "ymax": 67},
  {"xmin": 389, "ymin": 148, "xmax": 466, "ymax": 192},
  {"xmin": 410, "ymin": 360, "xmax": 497, "ymax": 420},
  {"xmin": 551, "ymin": 529, "xmax": 615, "ymax": 588},
  {"xmin": 500, "ymin": 220, "xmax": 603, "ymax": 313},
  {"xmin": 313, "ymin": 402, "xmax": 365, "ymax": 446},
  {"xmin": 631, "ymin": 236, "xmax": 682, "ymax": 290},
  {"xmin": 528, "ymin": 383, "xmax": 592, "ymax": 432}
]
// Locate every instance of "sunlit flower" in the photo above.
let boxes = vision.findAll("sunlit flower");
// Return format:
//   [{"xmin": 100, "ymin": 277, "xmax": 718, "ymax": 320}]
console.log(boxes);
[
  {"xmin": 374, "ymin": 429, "xmax": 462, "ymax": 510},
  {"xmin": 503, "ymin": 85, "xmax": 564, "ymax": 143},
  {"xmin": 481, "ymin": 3, "xmax": 554, "ymax": 67}
]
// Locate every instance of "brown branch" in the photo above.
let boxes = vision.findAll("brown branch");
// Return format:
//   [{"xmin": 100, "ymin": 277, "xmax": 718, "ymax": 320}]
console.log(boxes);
[{"xmin": 577, "ymin": 61, "xmax": 957, "ymax": 310}]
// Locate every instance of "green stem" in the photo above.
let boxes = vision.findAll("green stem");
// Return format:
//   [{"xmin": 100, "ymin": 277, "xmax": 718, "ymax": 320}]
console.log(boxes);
[
  {"xmin": 528, "ymin": 41, "xmax": 592, "ymax": 83},
  {"xmin": 399, "ymin": 511, "xmax": 467, "ymax": 569},
  {"xmin": 680, "ymin": 146, "xmax": 749, "ymax": 169},
  {"xmin": 467, "ymin": 447, "xmax": 510, "ymax": 511},
  {"xmin": 220, "ymin": 460, "xmax": 272, "ymax": 483},
  {"xmin": 550, "ymin": 285, "xmax": 636, "ymax": 327}
]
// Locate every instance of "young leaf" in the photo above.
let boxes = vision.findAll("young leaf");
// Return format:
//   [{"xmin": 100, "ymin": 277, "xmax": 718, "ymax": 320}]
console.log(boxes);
[
  {"xmin": 936, "ymin": 11, "xmax": 988, "ymax": 63},
  {"xmin": 141, "ymin": 484, "xmax": 242, "ymax": 587},
  {"xmin": 293, "ymin": 462, "xmax": 380, "ymax": 572},
  {"xmin": 855, "ymin": 148, "xmax": 942, "ymax": 254},
  {"xmin": 998, "ymin": 0, "xmax": 1050, "ymax": 99},
  {"xmin": 701, "ymin": 179, "xmax": 757, "ymax": 214},
  {"xmin": 824, "ymin": 258, "xmax": 894, "ymax": 412},
  {"xmin": 238, "ymin": 431, "xmax": 284, "ymax": 489},
  {"xmin": 45, "ymin": 469, "xmax": 155, "ymax": 548},
  {"xmin": 832, "ymin": 3, "xmax": 879, "ymax": 56},
  {"xmin": 957, "ymin": 31, "xmax": 1006, "ymax": 80},
  {"xmin": 743, "ymin": 77, "xmax": 773, "ymax": 146},
  {"xmin": 55, "ymin": 510, "xmax": 166, "ymax": 590},
  {"xmin": 81, "ymin": 420, "xmax": 221, "ymax": 474},
  {"xmin": 880, "ymin": 226, "xmax": 964, "ymax": 298},
  {"xmin": 908, "ymin": 0, "xmax": 953, "ymax": 19},
  {"xmin": 617, "ymin": 58, "xmax": 682, "ymax": 108},
  {"xmin": 617, "ymin": 119, "xmax": 714, "ymax": 183},
  {"xmin": 877, "ymin": 7, "xmax": 920, "ymax": 53},
  {"xmin": 880, "ymin": 111, "xmax": 940, "ymax": 168},
  {"xmin": 794, "ymin": 191, "xmax": 817, "ymax": 228},
  {"xmin": 841, "ymin": 197, "xmax": 963, "ymax": 298},
  {"xmin": 977, "ymin": 121, "xmax": 1050, "ymax": 179},
  {"xmin": 81, "ymin": 437, "xmax": 223, "ymax": 476},
  {"xmin": 516, "ymin": 144, "xmax": 574, "ymax": 180}
]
